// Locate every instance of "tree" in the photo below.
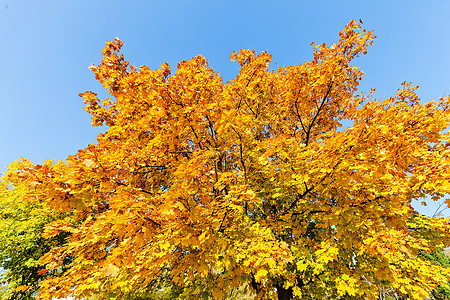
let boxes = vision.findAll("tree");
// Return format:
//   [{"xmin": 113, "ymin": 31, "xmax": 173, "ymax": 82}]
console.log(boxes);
[
  {"xmin": 6, "ymin": 20, "xmax": 450, "ymax": 300},
  {"xmin": 0, "ymin": 159, "xmax": 70, "ymax": 300},
  {"xmin": 420, "ymin": 247, "xmax": 450, "ymax": 300}
]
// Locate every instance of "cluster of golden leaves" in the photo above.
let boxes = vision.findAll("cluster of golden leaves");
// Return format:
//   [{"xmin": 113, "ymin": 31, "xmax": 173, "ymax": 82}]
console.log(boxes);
[{"xmin": 6, "ymin": 20, "xmax": 450, "ymax": 299}]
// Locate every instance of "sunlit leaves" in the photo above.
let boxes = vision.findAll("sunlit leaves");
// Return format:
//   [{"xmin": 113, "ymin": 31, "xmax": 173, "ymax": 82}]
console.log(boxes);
[{"xmin": 4, "ymin": 20, "xmax": 450, "ymax": 300}]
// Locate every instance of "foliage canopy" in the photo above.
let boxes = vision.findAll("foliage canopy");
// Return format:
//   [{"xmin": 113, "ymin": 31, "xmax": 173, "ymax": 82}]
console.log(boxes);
[
  {"xmin": 4, "ymin": 20, "xmax": 450, "ymax": 300},
  {"xmin": 0, "ymin": 162, "xmax": 69, "ymax": 300}
]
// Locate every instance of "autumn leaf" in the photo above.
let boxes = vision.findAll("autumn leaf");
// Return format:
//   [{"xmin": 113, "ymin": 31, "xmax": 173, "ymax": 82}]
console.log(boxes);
[
  {"xmin": 37, "ymin": 269, "xmax": 48, "ymax": 275},
  {"xmin": 15, "ymin": 285, "xmax": 29, "ymax": 292}
]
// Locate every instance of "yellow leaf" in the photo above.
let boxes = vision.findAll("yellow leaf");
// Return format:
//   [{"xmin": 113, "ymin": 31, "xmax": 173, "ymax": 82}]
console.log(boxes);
[
  {"xmin": 296, "ymin": 261, "xmax": 308, "ymax": 272},
  {"xmin": 255, "ymin": 269, "xmax": 268, "ymax": 282},
  {"xmin": 105, "ymin": 264, "xmax": 120, "ymax": 277},
  {"xmin": 293, "ymin": 286, "xmax": 302, "ymax": 297}
]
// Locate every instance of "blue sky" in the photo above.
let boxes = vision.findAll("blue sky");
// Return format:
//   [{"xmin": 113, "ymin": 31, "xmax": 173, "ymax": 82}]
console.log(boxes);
[{"xmin": 0, "ymin": 0, "xmax": 449, "ymax": 217}]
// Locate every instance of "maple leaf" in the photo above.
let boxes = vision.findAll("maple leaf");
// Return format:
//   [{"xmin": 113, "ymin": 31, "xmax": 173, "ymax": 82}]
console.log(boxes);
[
  {"xmin": 15, "ymin": 285, "xmax": 29, "ymax": 292},
  {"xmin": 37, "ymin": 269, "xmax": 48, "ymax": 275}
]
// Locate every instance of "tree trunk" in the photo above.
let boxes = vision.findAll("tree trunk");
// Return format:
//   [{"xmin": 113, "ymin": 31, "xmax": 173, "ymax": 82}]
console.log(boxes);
[{"xmin": 276, "ymin": 283, "xmax": 293, "ymax": 300}]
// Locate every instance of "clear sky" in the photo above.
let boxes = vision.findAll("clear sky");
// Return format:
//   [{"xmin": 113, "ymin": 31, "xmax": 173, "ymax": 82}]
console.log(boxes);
[{"xmin": 0, "ymin": 0, "xmax": 449, "ymax": 217}]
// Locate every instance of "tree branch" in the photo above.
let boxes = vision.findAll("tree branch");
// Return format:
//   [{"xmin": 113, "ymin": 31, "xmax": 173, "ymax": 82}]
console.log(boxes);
[{"xmin": 304, "ymin": 82, "xmax": 333, "ymax": 146}]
